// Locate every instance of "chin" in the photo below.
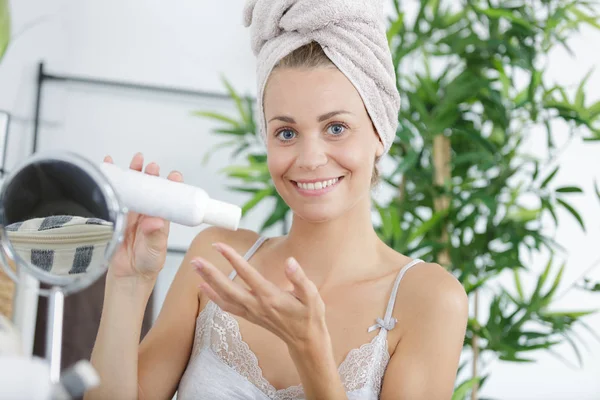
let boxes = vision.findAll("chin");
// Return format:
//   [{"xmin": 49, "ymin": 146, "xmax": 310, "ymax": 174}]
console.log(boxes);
[{"xmin": 292, "ymin": 204, "xmax": 343, "ymax": 223}]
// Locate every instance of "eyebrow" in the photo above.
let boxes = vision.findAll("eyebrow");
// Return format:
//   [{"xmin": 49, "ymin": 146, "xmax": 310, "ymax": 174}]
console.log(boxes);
[{"xmin": 268, "ymin": 110, "xmax": 353, "ymax": 124}]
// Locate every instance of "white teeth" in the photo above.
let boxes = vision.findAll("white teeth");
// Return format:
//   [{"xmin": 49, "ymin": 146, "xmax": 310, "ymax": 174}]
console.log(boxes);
[{"xmin": 296, "ymin": 177, "xmax": 339, "ymax": 190}]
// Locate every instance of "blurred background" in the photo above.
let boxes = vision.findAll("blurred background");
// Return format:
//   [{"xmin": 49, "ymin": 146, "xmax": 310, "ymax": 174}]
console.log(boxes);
[{"xmin": 0, "ymin": 0, "xmax": 599, "ymax": 399}]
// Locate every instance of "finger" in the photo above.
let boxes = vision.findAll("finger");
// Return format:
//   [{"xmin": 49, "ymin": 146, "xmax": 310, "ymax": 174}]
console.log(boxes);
[
  {"xmin": 285, "ymin": 257, "xmax": 317, "ymax": 304},
  {"xmin": 191, "ymin": 257, "xmax": 254, "ymax": 306},
  {"xmin": 138, "ymin": 217, "xmax": 165, "ymax": 235},
  {"xmin": 129, "ymin": 152, "xmax": 144, "ymax": 172},
  {"xmin": 144, "ymin": 161, "xmax": 159, "ymax": 176},
  {"xmin": 124, "ymin": 153, "xmax": 144, "ymax": 231},
  {"xmin": 167, "ymin": 170, "xmax": 183, "ymax": 183},
  {"xmin": 197, "ymin": 282, "xmax": 247, "ymax": 316},
  {"xmin": 213, "ymin": 242, "xmax": 275, "ymax": 297},
  {"xmin": 140, "ymin": 162, "xmax": 171, "ymax": 237},
  {"xmin": 103, "ymin": 155, "xmax": 114, "ymax": 163}
]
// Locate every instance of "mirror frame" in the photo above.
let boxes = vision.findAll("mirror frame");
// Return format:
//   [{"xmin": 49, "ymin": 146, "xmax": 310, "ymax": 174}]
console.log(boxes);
[{"xmin": 0, "ymin": 150, "xmax": 126, "ymax": 296}]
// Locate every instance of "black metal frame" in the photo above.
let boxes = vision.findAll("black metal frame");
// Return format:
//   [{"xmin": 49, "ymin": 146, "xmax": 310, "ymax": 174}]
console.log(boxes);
[
  {"xmin": 30, "ymin": 61, "xmax": 236, "ymax": 255},
  {"xmin": 32, "ymin": 61, "xmax": 234, "ymax": 154},
  {"xmin": 0, "ymin": 109, "xmax": 10, "ymax": 176}
]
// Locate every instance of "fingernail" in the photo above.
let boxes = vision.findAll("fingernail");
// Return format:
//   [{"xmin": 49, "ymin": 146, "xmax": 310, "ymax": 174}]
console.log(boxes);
[
  {"xmin": 191, "ymin": 259, "xmax": 204, "ymax": 271},
  {"xmin": 286, "ymin": 257, "xmax": 298, "ymax": 273},
  {"xmin": 212, "ymin": 243, "xmax": 224, "ymax": 253}
]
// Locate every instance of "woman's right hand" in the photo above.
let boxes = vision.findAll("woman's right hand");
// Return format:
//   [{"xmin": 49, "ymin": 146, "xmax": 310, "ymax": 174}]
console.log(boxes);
[{"xmin": 104, "ymin": 152, "xmax": 184, "ymax": 280}]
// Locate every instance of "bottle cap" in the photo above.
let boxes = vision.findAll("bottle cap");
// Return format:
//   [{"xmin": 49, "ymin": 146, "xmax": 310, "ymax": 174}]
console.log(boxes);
[{"xmin": 204, "ymin": 199, "xmax": 242, "ymax": 230}]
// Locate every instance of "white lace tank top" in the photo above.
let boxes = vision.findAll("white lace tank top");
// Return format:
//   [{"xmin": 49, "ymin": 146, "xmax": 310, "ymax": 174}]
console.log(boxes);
[{"xmin": 177, "ymin": 236, "xmax": 423, "ymax": 399}]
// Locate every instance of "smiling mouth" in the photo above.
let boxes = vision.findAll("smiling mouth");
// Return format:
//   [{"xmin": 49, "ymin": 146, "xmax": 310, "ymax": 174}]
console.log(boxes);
[{"xmin": 291, "ymin": 176, "xmax": 344, "ymax": 193}]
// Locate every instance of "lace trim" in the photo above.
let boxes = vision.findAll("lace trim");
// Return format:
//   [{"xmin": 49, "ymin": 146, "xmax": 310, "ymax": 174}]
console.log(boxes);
[
  {"xmin": 338, "ymin": 333, "xmax": 390, "ymax": 397},
  {"xmin": 192, "ymin": 301, "xmax": 391, "ymax": 400}
]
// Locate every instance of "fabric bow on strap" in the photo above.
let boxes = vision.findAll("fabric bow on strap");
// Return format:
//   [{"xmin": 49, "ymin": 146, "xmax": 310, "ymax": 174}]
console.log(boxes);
[{"xmin": 367, "ymin": 317, "xmax": 398, "ymax": 333}]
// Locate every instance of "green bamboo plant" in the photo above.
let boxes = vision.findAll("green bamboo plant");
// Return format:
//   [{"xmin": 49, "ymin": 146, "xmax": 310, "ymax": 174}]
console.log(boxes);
[
  {"xmin": 195, "ymin": 0, "xmax": 600, "ymax": 397},
  {"xmin": 0, "ymin": 0, "xmax": 10, "ymax": 62}
]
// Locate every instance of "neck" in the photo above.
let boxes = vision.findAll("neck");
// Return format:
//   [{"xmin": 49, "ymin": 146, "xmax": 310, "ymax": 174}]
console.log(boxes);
[{"xmin": 278, "ymin": 198, "xmax": 383, "ymax": 288}]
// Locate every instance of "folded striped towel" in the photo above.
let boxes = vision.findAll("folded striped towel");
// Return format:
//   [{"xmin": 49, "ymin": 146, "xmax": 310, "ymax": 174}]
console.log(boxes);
[{"xmin": 5, "ymin": 215, "xmax": 114, "ymax": 276}]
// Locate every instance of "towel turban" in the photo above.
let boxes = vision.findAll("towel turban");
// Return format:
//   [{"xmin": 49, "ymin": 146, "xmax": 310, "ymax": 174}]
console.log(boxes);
[{"xmin": 243, "ymin": 0, "xmax": 400, "ymax": 154}]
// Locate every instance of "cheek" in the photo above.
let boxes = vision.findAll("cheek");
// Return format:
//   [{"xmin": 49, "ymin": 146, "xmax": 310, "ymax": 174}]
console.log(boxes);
[
  {"xmin": 266, "ymin": 147, "xmax": 290, "ymax": 178},
  {"xmin": 332, "ymin": 142, "xmax": 373, "ymax": 177}
]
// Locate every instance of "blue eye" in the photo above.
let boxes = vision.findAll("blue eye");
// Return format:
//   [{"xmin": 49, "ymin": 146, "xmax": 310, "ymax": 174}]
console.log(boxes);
[
  {"xmin": 328, "ymin": 124, "xmax": 346, "ymax": 136},
  {"xmin": 276, "ymin": 129, "xmax": 296, "ymax": 141}
]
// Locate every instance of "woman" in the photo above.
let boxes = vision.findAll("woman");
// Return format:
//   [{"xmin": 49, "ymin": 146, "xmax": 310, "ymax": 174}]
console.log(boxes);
[{"xmin": 87, "ymin": 1, "xmax": 468, "ymax": 399}]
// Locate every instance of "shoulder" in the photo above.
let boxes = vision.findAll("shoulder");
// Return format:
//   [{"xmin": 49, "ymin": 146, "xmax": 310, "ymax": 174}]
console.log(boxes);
[
  {"xmin": 381, "ymin": 261, "xmax": 469, "ymax": 398},
  {"xmin": 190, "ymin": 226, "xmax": 261, "ymax": 252},
  {"xmin": 187, "ymin": 226, "xmax": 263, "ymax": 271},
  {"xmin": 395, "ymin": 261, "xmax": 468, "ymax": 330},
  {"xmin": 189, "ymin": 226, "xmax": 262, "ymax": 256}
]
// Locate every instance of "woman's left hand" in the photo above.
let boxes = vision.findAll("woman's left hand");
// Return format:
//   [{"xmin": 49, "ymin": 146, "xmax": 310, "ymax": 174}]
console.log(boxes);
[{"xmin": 191, "ymin": 242, "xmax": 327, "ymax": 348}]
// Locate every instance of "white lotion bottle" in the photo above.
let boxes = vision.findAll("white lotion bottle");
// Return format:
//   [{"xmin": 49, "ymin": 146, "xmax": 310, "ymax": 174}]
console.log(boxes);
[{"xmin": 99, "ymin": 162, "xmax": 241, "ymax": 230}]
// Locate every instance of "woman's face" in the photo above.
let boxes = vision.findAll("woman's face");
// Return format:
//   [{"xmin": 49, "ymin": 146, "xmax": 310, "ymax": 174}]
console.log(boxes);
[{"xmin": 263, "ymin": 66, "xmax": 384, "ymax": 223}]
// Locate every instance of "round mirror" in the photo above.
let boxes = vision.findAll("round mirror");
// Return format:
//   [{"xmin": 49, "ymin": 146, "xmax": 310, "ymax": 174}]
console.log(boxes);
[{"xmin": 0, "ymin": 151, "xmax": 125, "ymax": 296}]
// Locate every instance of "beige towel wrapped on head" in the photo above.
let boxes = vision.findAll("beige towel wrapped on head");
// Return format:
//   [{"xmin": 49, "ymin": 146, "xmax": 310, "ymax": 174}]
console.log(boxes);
[{"xmin": 243, "ymin": 0, "xmax": 400, "ymax": 154}]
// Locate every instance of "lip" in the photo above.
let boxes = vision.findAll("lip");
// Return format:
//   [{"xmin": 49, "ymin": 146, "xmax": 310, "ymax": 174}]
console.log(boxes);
[
  {"xmin": 293, "ymin": 177, "xmax": 342, "ymax": 184},
  {"xmin": 291, "ymin": 176, "xmax": 344, "ymax": 197}
]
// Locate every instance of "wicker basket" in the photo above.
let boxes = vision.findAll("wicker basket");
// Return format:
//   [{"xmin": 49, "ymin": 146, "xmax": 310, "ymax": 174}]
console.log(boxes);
[{"xmin": 0, "ymin": 267, "xmax": 15, "ymax": 319}]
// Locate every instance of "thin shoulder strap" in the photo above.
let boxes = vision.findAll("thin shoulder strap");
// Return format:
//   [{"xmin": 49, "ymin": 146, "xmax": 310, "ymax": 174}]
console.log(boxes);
[
  {"xmin": 227, "ymin": 236, "xmax": 269, "ymax": 280},
  {"xmin": 367, "ymin": 258, "xmax": 424, "ymax": 333}
]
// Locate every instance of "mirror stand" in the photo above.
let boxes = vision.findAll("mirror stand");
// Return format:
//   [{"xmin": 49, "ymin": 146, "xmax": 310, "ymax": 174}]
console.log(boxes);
[
  {"xmin": 0, "ymin": 150, "xmax": 125, "ymax": 398},
  {"xmin": 46, "ymin": 286, "xmax": 64, "ymax": 383}
]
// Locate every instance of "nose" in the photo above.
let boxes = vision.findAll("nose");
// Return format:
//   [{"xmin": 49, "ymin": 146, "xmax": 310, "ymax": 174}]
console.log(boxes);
[{"xmin": 295, "ymin": 135, "xmax": 328, "ymax": 171}]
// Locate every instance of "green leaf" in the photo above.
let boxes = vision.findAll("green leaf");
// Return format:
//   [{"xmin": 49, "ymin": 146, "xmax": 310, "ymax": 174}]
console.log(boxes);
[
  {"xmin": 594, "ymin": 179, "xmax": 600, "ymax": 203},
  {"xmin": 555, "ymin": 186, "xmax": 583, "ymax": 193},
  {"xmin": 407, "ymin": 208, "xmax": 449, "ymax": 242},
  {"xmin": 507, "ymin": 206, "xmax": 540, "ymax": 222},
  {"xmin": 260, "ymin": 199, "xmax": 289, "ymax": 232},
  {"xmin": 241, "ymin": 187, "xmax": 274, "ymax": 215},
  {"xmin": 221, "ymin": 76, "xmax": 250, "ymax": 125},
  {"xmin": 514, "ymin": 270, "xmax": 524, "ymax": 301},
  {"xmin": 392, "ymin": 150, "xmax": 419, "ymax": 175},
  {"xmin": 192, "ymin": 111, "xmax": 240, "ymax": 127},
  {"xmin": 451, "ymin": 377, "xmax": 481, "ymax": 400},
  {"xmin": 387, "ymin": 17, "xmax": 404, "ymax": 43},
  {"xmin": 588, "ymin": 100, "xmax": 600, "ymax": 119},
  {"xmin": 540, "ymin": 166, "xmax": 559, "ymax": 188},
  {"xmin": 226, "ymin": 186, "xmax": 259, "ymax": 194},
  {"xmin": 541, "ymin": 262, "xmax": 565, "ymax": 306},
  {"xmin": 376, "ymin": 202, "xmax": 402, "ymax": 245},
  {"xmin": 532, "ymin": 160, "xmax": 540, "ymax": 181},
  {"xmin": 0, "ymin": 0, "xmax": 9, "ymax": 62},
  {"xmin": 392, "ymin": 0, "xmax": 400, "ymax": 15},
  {"xmin": 214, "ymin": 127, "xmax": 251, "ymax": 136},
  {"xmin": 528, "ymin": 69, "xmax": 542, "ymax": 119},
  {"xmin": 453, "ymin": 128, "xmax": 498, "ymax": 154},
  {"xmin": 556, "ymin": 198, "xmax": 586, "ymax": 231},
  {"xmin": 580, "ymin": 320, "xmax": 600, "ymax": 343},
  {"xmin": 531, "ymin": 257, "xmax": 553, "ymax": 305},
  {"xmin": 541, "ymin": 310, "xmax": 597, "ymax": 319},
  {"xmin": 499, "ymin": 354, "xmax": 536, "ymax": 362},
  {"xmin": 472, "ymin": 6, "xmax": 535, "ymax": 30},
  {"xmin": 201, "ymin": 138, "xmax": 240, "ymax": 165},
  {"xmin": 571, "ymin": 7, "xmax": 600, "ymax": 30},
  {"xmin": 563, "ymin": 333, "xmax": 584, "ymax": 368},
  {"xmin": 575, "ymin": 68, "xmax": 594, "ymax": 109}
]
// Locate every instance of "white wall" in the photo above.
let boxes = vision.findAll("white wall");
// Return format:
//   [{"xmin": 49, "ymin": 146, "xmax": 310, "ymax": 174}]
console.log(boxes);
[{"xmin": 1, "ymin": 0, "xmax": 599, "ymax": 399}]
